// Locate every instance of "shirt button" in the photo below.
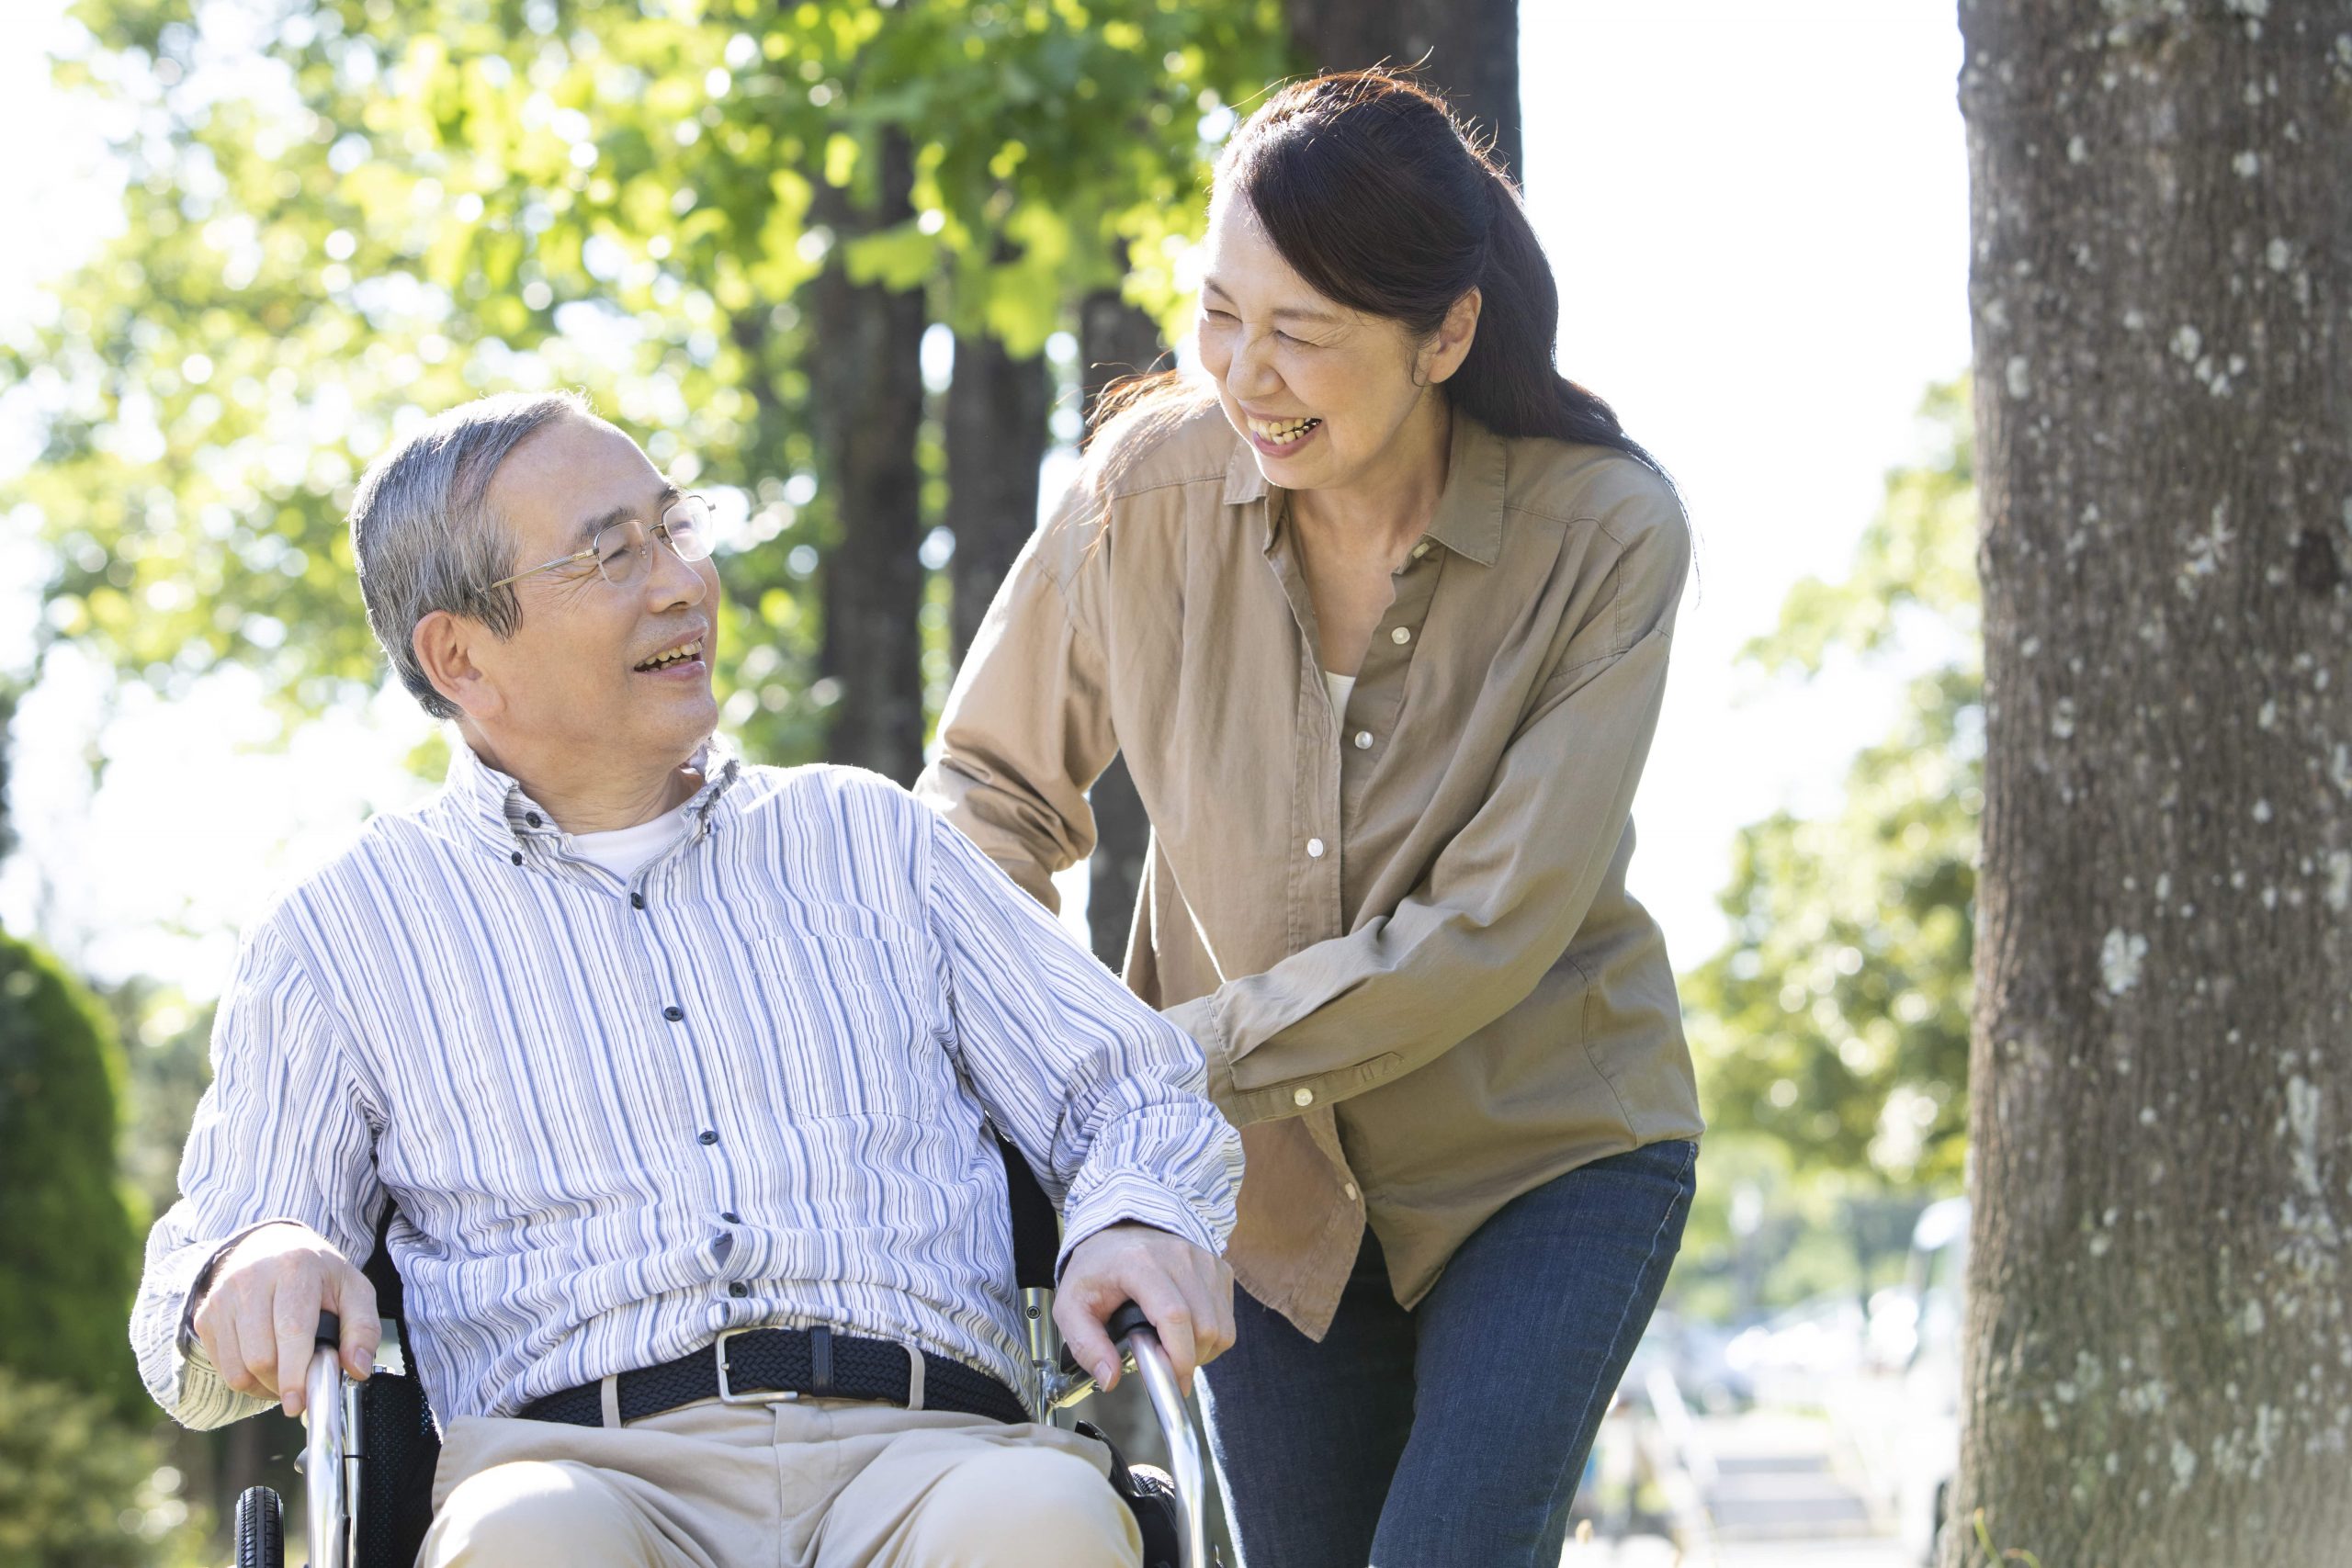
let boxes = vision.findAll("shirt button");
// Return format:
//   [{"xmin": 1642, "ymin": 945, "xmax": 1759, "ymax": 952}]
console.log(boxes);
[
  {"xmin": 728, "ymin": 1282, "xmax": 749, "ymax": 1298},
  {"xmin": 721, "ymin": 1211, "xmax": 741, "ymax": 1224},
  {"xmin": 1343, "ymin": 1182, "xmax": 1359, "ymax": 1201},
  {"xmin": 662, "ymin": 1005, "xmax": 684, "ymax": 1022},
  {"xmin": 510, "ymin": 851, "xmax": 524, "ymax": 866},
  {"xmin": 1391, "ymin": 626, "xmax": 1411, "ymax": 645},
  {"xmin": 1353, "ymin": 731, "xmax": 1372, "ymax": 750},
  {"xmin": 630, "ymin": 892, "xmax": 647, "ymax": 910},
  {"xmin": 1306, "ymin": 838, "xmax": 1326, "ymax": 859},
  {"xmin": 1292, "ymin": 1087, "xmax": 1315, "ymax": 1108},
  {"xmin": 525, "ymin": 812, "xmax": 543, "ymax": 827},
  {"xmin": 1410, "ymin": 541, "xmax": 1430, "ymax": 559},
  {"xmin": 697, "ymin": 1129, "xmax": 719, "ymax": 1145}
]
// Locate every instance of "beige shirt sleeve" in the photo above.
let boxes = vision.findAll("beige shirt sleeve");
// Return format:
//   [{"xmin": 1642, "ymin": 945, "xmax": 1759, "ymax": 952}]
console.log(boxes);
[
  {"xmin": 1165, "ymin": 502, "xmax": 1690, "ymax": 1126},
  {"xmin": 915, "ymin": 488, "xmax": 1116, "ymax": 912}
]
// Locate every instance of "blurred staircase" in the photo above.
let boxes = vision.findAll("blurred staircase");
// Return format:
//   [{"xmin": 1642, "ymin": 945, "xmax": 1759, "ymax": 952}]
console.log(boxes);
[{"xmin": 1702, "ymin": 1415, "xmax": 1879, "ymax": 1540}]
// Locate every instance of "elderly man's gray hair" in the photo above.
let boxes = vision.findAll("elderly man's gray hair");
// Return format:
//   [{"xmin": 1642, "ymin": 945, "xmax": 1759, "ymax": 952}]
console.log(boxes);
[{"xmin": 349, "ymin": 389, "xmax": 592, "ymax": 719}]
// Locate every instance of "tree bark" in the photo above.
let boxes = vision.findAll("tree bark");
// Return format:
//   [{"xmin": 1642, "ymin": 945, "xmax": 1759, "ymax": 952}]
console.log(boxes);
[
  {"xmin": 1953, "ymin": 3, "xmax": 2352, "ymax": 1563},
  {"xmin": 1077, "ymin": 286, "xmax": 1166, "ymax": 969},
  {"xmin": 945, "ymin": 333, "xmax": 1050, "ymax": 666},
  {"xmin": 1284, "ymin": 0, "xmax": 1521, "ymax": 181},
  {"xmin": 808, "ymin": 130, "xmax": 928, "ymax": 784}
]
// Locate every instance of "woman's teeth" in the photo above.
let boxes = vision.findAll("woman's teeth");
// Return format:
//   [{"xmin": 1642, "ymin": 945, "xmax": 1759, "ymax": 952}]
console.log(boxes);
[
  {"xmin": 1248, "ymin": 415, "xmax": 1322, "ymax": 446},
  {"xmin": 635, "ymin": 639, "xmax": 703, "ymax": 671}
]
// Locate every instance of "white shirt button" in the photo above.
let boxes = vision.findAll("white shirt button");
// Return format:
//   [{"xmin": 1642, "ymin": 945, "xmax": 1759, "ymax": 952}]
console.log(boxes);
[
  {"xmin": 1410, "ymin": 541, "xmax": 1430, "ymax": 559},
  {"xmin": 1293, "ymin": 1087, "xmax": 1315, "ymax": 1108},
  {"xmin": 1353, "ymin": 731, "xmax": 1373, "ymax": 750},
  {"xmin": 1306, "ymin": 838, "xmax": 1326, "ymax": 858},
  {"xmin": 1391, "ymin": 626, "xmax": 1411, "ymax": 645},
  {"xmin": 1343, "ymin": 1182, "xmax": 1359, "ymax": 1201}
]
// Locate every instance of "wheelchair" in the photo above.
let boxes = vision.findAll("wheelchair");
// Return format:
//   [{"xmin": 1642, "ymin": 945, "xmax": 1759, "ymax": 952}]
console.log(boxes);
[{"xmin": 232, "ymin": 1136, "xmax": 1211, "ymax": 1568}]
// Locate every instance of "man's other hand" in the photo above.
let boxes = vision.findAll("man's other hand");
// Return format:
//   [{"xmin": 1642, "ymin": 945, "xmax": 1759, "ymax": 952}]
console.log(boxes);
[
  {"xmin": 189, "ymin": 1222, "xmax": 379, "ymax": 1416},
  {"xmin": 1055, "ymin": 1223, "xmax": 1234, "ymax": 1396}
]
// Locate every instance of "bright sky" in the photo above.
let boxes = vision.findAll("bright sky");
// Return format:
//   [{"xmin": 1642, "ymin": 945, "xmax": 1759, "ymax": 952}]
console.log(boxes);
[{"xmin": 0, "ymin": 1, "xmax": 1973, "ymax": 1001}]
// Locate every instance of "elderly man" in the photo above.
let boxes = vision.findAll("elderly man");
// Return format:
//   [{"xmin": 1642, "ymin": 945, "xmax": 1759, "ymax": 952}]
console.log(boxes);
[{"xmin": 130, "ymin": 390, "xmax": 1241, "ymax": 1568}]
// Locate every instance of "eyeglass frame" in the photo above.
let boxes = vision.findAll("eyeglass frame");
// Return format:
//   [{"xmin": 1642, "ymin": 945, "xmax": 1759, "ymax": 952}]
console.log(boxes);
[{"xmin": 487, "ymin": 491, "xmax": 716, "ymax": 592}]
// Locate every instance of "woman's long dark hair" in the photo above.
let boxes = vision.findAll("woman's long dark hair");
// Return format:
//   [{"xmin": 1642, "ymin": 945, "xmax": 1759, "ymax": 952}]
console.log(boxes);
[{"xmin": 1094, "ymin": 69, "xmax": 1666, "ymax": 479}]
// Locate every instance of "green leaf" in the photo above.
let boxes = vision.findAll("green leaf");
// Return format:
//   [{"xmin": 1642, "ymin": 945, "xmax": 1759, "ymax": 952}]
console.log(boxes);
[{"xmin": 843, "ymin": 220, "xmax": 941, "ymax": 290}]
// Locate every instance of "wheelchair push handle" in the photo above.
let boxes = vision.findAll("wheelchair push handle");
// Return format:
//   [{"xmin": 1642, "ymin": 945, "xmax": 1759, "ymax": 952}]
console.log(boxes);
[{"xmin": 316, "ymin": 1309, "xmax": 342, "ymax": 1348}]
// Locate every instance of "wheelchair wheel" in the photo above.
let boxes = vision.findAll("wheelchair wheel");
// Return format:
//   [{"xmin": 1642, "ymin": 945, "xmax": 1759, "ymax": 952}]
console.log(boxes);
[{"xmin": 233, "ymin": 1484, "xmax": 284, "ymax": 1568}]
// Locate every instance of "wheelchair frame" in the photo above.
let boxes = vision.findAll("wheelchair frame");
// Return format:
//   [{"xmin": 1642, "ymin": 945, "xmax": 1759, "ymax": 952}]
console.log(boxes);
[{"xmin": 236, "ymin": 1135, "xmax": 1211, "ymax": 1568}]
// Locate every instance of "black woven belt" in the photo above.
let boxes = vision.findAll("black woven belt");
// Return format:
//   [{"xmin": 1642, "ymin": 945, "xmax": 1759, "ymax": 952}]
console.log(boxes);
[{"xmin": 517, "ymin": 1325, "xmax": 1030, "ymax": 1428}]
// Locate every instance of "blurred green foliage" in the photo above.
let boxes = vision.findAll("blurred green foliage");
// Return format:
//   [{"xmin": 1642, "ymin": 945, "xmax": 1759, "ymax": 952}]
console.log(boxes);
[
  {"xmin": 103, "ymin": 980, "xmax": 219, "ymax": 1230},
  {"xmin": 1670, "ymin": 379, "xmax": 1978, "ymax": 1314},
  {"xmin": 0, "ymin": 930, "xmax": 145, "ymax": 1416},
  {"xmin": 0, "ymin": 1366, "xmax": 211, "ymax": 1568},
  {"xmin": 12, "ymin": 0, "xmax": 1284, "ymax": 760}
]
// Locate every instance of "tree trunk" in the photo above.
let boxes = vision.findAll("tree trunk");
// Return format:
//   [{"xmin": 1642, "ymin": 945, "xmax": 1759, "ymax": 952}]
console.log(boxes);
[
  {"xmin": 945, "ymin": 334, "xmax": 1050, "ymax": 665},
  {"xmin": 1077, "ymin": 285, "xmax": 1165, "ymax": 969},
  {"xmin": 809, "ymin": 130, "xmax": 928, "ymax": 784},
  {"xmin": 1952, "ymin": 3, "xmax": 2352, "ymax": 1563},
  {"xmin": 1284, "ymin": 0, "xmax": 1521, "ymax": 181}
]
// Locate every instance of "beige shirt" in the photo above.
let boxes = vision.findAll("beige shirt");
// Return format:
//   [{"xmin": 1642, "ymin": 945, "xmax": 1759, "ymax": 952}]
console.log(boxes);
[{"xmin": 917, "ymin": 401, "xmax": 1702, "ymax": 1338}]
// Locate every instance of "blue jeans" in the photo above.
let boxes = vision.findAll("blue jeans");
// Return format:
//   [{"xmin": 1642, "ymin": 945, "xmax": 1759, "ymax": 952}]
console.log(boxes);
[{"xmin": 1197, "ymin": 1139, "xmax": 1697, "ymax": 1568}]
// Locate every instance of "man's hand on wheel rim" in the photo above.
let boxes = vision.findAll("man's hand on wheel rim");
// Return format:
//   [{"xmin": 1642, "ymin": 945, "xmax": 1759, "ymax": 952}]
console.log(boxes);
[
  {"xmin": 189, "ymin": 1221, "xmax": 378, "ymax": 1417},
  {"xmin": 1054, "ymin": 1223, "xmax": 1234, "ymax": 1396}
]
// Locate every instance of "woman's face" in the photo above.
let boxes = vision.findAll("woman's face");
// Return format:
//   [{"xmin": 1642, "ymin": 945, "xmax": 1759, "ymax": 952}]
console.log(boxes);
[{"xmin": 1195, "ymin": 193, "xmax": 1451, "ymax": 493}]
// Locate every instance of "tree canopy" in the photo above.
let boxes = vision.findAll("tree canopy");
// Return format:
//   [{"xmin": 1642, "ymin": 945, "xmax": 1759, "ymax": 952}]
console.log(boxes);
[
  {"xmin": 13, "ymin": 0, "xmax": 1284, "ymax": 762},
  {"xmin": 1672, "ymin": 378, "xmax": 1978, "ymax": 1309}
]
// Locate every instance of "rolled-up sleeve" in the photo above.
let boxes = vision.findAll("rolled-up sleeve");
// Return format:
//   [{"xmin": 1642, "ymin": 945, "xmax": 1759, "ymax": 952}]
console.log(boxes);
[
  {"xmin": 1164, "ymin": 505, "xmax": 1691, "ymax": 1126},
  {"xmin": 131, "ymin": 915, "xmax": 382, "ymax": 1428},
  {"xmin": 921, "ymin": 810, "xmax": 1240, "ymax": 1270}
]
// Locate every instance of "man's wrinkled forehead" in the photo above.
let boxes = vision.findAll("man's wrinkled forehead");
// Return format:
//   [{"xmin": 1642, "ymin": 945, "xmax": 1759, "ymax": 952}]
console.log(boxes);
[{"xmin": 485, "ymin": 412, "xmax": 667, "ymax": 541}]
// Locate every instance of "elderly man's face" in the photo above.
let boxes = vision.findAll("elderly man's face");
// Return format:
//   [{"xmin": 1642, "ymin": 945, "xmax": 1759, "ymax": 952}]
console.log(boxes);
[{"xmin": 469, "ymin": 414, "xmax": 718, "ymax": 768}]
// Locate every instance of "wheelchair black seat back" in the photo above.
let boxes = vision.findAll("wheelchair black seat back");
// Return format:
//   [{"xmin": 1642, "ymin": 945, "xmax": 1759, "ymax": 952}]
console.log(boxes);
[{"xmin": 232, "ymin": 1134, "xmax": 1206, "ymax": 1568}]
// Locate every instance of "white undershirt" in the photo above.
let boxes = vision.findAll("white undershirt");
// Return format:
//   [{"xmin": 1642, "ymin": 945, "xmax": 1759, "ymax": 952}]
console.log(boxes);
[
  {"xmin": 1323, "ymin": 669, "xmax": 1357, "ymax": 720},
  {"xmin": 568, "ymin": 798, "xmax": 696, "ymax": 882}
]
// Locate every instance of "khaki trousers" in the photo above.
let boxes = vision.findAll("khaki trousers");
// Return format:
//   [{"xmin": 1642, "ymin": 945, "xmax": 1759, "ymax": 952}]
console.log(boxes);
[{"xmin": 417, "ymin": 1393, "xmax": 1143, "ymax": 1568}]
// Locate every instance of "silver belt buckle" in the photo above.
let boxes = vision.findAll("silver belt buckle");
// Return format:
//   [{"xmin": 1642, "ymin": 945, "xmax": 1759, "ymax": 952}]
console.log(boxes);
[{"xmin": 715, "ymin": 1327, "xmax": 799, "ymax": 1405}]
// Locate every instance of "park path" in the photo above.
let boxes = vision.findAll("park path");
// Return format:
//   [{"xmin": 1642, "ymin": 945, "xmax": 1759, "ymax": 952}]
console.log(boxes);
[{"xmin": 1564, "ymin": 1408, "xmax": 1911, "ymax": 1568}]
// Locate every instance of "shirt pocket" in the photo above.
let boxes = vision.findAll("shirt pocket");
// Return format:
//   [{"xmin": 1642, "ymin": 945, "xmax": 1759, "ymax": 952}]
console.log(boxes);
[{"xmin": 738, "ymin": 920, "xmax": 950, "ymax": 1122}]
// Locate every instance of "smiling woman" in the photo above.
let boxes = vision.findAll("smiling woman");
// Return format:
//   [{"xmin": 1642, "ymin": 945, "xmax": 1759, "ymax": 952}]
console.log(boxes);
[{"xmin": 922, "ymin": 68, "xmax": 1702, "ymax": 1568}]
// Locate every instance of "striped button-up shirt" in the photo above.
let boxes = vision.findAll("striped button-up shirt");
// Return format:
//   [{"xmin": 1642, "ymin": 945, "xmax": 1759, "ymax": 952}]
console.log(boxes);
[{"xmin": 131, "ymin": 739, "xmax": 1241, "ymax": 1428}]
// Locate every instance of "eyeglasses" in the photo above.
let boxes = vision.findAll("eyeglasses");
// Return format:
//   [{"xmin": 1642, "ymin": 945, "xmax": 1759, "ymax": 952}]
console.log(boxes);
[{"xmin": 489, "ymin": 493, "xmax": 716, "ymax": 592}]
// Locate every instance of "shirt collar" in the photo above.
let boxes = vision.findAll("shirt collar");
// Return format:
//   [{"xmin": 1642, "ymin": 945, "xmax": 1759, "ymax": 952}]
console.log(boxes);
[
  {"xmin": 441, "ymin": 731, "xmax": 743, "ymax": 854},
  {"xmin": 1221, "ymin": 408, "xmax": 1508, "ymax": 567}
]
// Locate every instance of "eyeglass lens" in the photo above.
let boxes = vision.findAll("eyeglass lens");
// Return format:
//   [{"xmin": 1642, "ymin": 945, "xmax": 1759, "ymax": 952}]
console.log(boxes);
[{"xmin": 594, "ymin": 495, "xmax": 713, "ymax": 586}]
